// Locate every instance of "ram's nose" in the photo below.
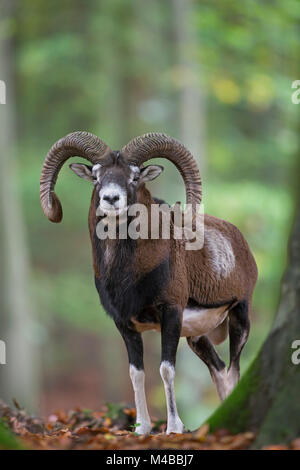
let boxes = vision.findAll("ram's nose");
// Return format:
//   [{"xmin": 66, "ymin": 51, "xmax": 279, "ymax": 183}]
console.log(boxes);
[{"xmin": 102, "ymin": 194, "xmax": 120, "ymax": 206}]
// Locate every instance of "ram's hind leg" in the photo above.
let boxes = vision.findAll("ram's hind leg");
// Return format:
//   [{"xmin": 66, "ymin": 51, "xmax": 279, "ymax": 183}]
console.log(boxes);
[
  {"xmin": 187, "ymin": 335, "xmax": 228, "ymax": 401},
  {"xmin": 227, "ymin": 300, "xmax": 250, "ymax": 394}
]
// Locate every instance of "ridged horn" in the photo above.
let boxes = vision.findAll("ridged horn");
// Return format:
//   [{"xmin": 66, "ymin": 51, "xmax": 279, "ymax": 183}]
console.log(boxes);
[
  {"xmin": 122, "ymin": 133, "xmax": 202, "ymax": 210},
  {"xmin": 40, "ymin": 131, "xmax": 111, "ymax": 222}
]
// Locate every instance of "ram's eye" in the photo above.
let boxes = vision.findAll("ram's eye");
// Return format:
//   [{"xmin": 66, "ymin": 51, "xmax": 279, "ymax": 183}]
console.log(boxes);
[
  {"xmin": 92, "ymin": 164, "xmax": 102, "ymax": 179},
  {"xmin": 129, "ymin": 171, "xmax": 140, "ymax": 184}
]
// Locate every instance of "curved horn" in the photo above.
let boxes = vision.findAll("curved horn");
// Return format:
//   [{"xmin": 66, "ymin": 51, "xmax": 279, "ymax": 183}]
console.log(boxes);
[
  {"xmin": 40, "ymin": 131, "xmax": 111, "ymax": 223},
  {"xmin": 122, "ymin": 133, "xmax": 202, "ymax": 210}
]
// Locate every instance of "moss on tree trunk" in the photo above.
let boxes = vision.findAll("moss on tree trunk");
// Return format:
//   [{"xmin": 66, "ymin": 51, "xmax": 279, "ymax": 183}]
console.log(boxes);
[{"xmin": 0, "ymin": 421, "xmax": 23, "ymax": 450}]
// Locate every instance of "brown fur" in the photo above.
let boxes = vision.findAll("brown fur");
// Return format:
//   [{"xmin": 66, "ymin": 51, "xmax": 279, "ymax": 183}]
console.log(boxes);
[
  {"xmin": 186, "ymin": 215, "xmax": 257, "ymax": 306},
  {"xmin": 88, "ymin": 183, "xmax": 257, "ymax": 330}
]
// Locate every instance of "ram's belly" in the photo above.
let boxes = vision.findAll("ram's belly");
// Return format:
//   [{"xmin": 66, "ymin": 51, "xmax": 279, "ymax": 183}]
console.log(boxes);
[
  {"xmin": 131, "ymin": 307, "xmax": 161, "ymax": 333},
  {"xmin": 132, "ymin": 319, "xmax": 161, "ymax": 333},
  {"xmin": 181, "ymin": 305, "xmax": 229, "ymax": 337},
  {"xmin": 132, "ymin": 304, "xmax": 229, "ymax": 337}
]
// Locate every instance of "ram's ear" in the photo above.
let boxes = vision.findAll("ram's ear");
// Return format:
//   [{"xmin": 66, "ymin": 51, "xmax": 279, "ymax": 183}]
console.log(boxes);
[
  {"xmin": 69, "ymin": 163, "xmax": 94, "ymax": 182},
  {"xmin": 140, "ymin": 165, "xmax": 164, "ymax": 182}
]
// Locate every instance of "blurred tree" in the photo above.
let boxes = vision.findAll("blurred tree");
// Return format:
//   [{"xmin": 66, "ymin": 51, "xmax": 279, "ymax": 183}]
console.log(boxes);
[
  {"xmin": 172, "ymin": 0, "xmax": 206, "ymax": 173},
  {"xmin": 0, "ymin": 0, "xmax": 39, "ymax": 412}
]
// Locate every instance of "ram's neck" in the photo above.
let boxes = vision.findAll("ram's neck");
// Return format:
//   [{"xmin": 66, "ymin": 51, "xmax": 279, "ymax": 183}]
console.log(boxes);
[{"xmin": 89, "ymin": 186, "xmax": 170, "ymax": 280}]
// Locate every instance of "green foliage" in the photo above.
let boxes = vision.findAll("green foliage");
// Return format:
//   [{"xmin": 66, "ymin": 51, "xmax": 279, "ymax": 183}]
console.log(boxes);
[
  {"xmin": 104, "ymin": 402, "xmax": 126, "ymax": 421},
  {"xmin": 129, "ymin": 422, "xmax": 141, "ymax": 435},
  {"xmin": 0, "ymin": 421, "xmax": 23, "ymax": 450}
]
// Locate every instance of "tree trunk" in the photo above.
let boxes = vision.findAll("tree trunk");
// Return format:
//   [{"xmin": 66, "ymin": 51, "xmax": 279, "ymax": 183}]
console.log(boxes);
[
  {"xmin": 0, "ymin": 0, "xmax": 40, "ymax": 412},
  {"xmin": 0, "ymin": 421, "xmax": 22, "ymax": 450},
  {"xmin": 172, "ymin": 0, "xmax": 206, "ymax": 174},
  {"xmin": 206, "ymin": 191, "xmax": 300, "ymax": 448}
]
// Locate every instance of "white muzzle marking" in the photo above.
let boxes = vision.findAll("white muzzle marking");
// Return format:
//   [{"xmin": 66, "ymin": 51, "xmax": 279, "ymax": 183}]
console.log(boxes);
[{"xmin": 99, "ymin": 182, "xmax": 127, "ymax": 216}]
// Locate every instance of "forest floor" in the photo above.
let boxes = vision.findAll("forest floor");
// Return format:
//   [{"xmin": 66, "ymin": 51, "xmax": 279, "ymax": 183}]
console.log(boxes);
[{"xmin": 0, "ymin": 400, "xmax": 299, "ymax": 450}]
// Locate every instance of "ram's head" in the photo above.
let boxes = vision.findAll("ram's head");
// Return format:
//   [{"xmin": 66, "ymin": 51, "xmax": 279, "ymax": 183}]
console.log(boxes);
[
  {"xmin": 40, "ymin": 132, "xmax": 202, "ymax": 222},
  {"xmin": 70, "ymin": 153, "xmax": 163, "ymax": 217}
]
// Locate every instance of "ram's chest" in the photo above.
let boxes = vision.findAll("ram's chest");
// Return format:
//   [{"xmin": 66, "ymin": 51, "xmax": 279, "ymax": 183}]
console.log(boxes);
[{"xmin": 94, "ymin": 252, "xmax": 171, "ymax": 324}]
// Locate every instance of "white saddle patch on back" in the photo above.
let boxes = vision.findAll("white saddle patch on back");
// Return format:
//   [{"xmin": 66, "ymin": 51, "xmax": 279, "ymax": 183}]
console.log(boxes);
[
  {"xmin": 205, "ymin": 227, "xmax": 235, "ymax": 278},
  {"xmin": 181, "ymin": 305, "xmax": 229, "ymax": 337}
]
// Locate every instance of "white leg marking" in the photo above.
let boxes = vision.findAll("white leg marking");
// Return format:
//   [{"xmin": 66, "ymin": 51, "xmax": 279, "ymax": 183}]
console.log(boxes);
[
  {"xmin": 211, "ymin": 366, "xmax": 240, "ymax": 401},
  {"xmin": 129, "ymin": 365, "xmax": 152, "ymax": 435},
  {"xmin": 160, "ymin": 361, "xmax": 184, "ymax": 434},
  {"xmin": 227, "ymin": 366, "xmax": 240, "ymax": 395},
  {"xmin": 210, "ymin": 367, "xmax": 229, "ymax": 401}
]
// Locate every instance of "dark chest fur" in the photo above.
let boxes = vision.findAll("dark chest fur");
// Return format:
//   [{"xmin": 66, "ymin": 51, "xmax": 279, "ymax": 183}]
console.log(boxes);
[{"xmin": 93, "ymin": 229, "xmax": 170, "ymax": 326}]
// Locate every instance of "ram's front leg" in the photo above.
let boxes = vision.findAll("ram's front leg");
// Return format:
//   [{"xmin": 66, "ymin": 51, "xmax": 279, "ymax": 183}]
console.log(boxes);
[
  {"xmin": 159, "ymin": 304, "xmax": 184, "ymax": 434},
  {"xmin": 115, "ymin": 321, "xmax": 152, "ymax": 435}
]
